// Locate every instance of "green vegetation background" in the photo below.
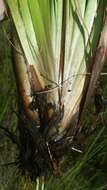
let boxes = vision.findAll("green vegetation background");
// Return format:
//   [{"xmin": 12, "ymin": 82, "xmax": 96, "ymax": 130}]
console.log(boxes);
[{"xmin": 0, "ymin": 22, "xmax": 107, "ymax": 190}]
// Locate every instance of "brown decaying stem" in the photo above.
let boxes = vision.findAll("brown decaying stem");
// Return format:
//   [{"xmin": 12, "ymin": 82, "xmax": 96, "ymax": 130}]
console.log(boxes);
[
  {"xmin": 12, "ymin": 38, "xmax": 40, "ymax": 122},
  {"xmin": 77, "ymin": 13, "xmax": 107, "ymax": 133}
]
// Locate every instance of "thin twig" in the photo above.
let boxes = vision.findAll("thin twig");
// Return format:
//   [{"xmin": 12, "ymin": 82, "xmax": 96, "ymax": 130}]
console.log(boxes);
[
  {"xmin": 30, "ymin": 72, "xmax": 107, "ymax": 95},
  {"xmin": 2, "ymin": 26, "xmax": 24, "ymax": 56}
]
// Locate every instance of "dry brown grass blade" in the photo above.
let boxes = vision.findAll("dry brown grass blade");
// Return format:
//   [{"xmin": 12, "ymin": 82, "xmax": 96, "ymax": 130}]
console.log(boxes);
[
  {"xmin": 77, "ymin": 13, "xmax": 107, "ymax": 129},
  {"xmin": 85, "ymin": 15, "xmax": 107, "ymax": 104},
  {"xmin": 58, "ymin": 0, "xmax": 66, "ymax": 106}
]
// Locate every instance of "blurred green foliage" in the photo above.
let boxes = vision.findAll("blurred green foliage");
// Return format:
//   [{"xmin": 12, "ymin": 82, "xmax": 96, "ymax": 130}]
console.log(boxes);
[{"xmin": 0, "ymin": 22, "xmax": 18, "ymax": 189}]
